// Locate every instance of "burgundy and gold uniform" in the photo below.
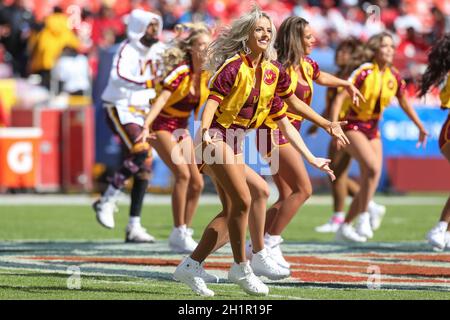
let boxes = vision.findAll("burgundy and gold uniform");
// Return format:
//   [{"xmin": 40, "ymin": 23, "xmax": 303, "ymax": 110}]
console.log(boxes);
[
  {"xmin": 341, "ymin": 62, "xmax": 406, "ymax": 140},
  {"xmin": 257, "ymin": 56, "xmax": 320, "ymax": 156},
  {"xmin": 439, "ymin": 75, "xmax": 450, "ymax": 150},
  {"xmin": 151, "ymin": 62, "xmax": 210, "ymax": 140},
  {"xmin": 206, "ymin": 52, "xmax": 293, "ymax": 155}
]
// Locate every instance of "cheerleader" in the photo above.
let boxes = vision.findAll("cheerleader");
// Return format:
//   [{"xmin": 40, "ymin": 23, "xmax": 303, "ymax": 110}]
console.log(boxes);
[
  {"xmin": 331, "ymin": 32, "xmax": 428, "ymax": 242},
  {"xmin": 253, "ymin": 18, "xmax": 364, "ymax": 269},
  {"xmin": 173, "ymin": 7, "xmax": 349, "ymax": 297},
  {"xmin": 419, "ymin": 34, "xmax": 450, "ymax": 250},
  {"xmin": 137, "ymin": 24, "xmax": 211, "ymax": 253},
  {"xmin": 313, "ymin": 38, "xmax": 386, "ymax": 234}
]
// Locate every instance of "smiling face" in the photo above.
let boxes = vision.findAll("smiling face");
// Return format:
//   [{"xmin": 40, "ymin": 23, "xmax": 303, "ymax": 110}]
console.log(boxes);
[
  {"xmin": 246, "ymin": 17, "xmax": 273, "ymax": 55},
  {"xmin": 190, "ymin": 33, "xmax": 211, "ymax": 64},
  {"xmin": 375, "ymin": 35, "xmax": 395, "ymax": 65},
  {"xmin": 302, "ymin": 24, "xmax": 315, "ymax": 56}
]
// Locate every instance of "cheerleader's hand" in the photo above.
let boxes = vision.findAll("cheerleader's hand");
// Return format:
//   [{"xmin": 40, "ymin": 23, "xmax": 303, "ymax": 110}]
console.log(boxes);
[{"xmin": 309, "ymin": 157, "xmax": 336, "ymax": 181}]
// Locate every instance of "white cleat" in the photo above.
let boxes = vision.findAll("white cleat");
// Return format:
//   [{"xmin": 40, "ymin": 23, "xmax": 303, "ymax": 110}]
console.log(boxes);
[
  {"xmin": 93, "ymin": 199, "xmax": 118, "ymax": 229},
  {"xmin": 228, "ymin": 261, "xmax": 269, "ymax": 296},
  {"xmin": 251, "ymin": 248, "xmax": 290, "ymax": 280},
  {"xmin": 315, "ymin": 214, "xmax": 344, "ymax": 233},
  {"xmin": 368, "ymin": 203, "xmax": 386, "ymax": 231},
  {"xmin": 125, "ymin": 225, "xmax": 155, "ymax": 243},
  {"xmin": 169, "ymin": 227, "xmax": 198, "ymax": 253},
  {"xmin": 264, "ymin": 234, "xmax": 290, "ymax": 269},
  {"xmin": 173, "ymin": 257, "xmax": 215, "ymax": 297},
  {"xmin": 427, "ymin": 224, "xmax": 447, "ymax": 250},
  {"xmin": 335, "ymin": 223, "xmax": 367, "ymax": 243},
  {"xmin": 356, "ymin": 212, "xmax": 374, "ymax": 239}
]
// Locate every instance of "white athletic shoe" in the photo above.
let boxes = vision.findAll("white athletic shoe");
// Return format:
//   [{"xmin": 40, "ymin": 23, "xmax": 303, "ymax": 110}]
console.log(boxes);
[
  {"xmin": 264, "ymin": 234, "xmax": 290, "ymax": 269},
  {"xmin": 125, "ymin": 225, "xmax": 155, "ymax": 243},
  {"xmin": 427, "ymin": 223, "xmax": 448, "ymax": 250},
  {"xmin": 335, "ymin": 223, "xmax": 367, "ymax": 243},
  {"xmin": 251, "ymin": 248, "xmax": 290, "ymax": 280},
  {"xmin": 173, "ymin": 257, "xmax": 214, "ymax": 297},
  {"xmin": 169, "ymin": 226, "xmax": 198, "ymax": 253},
  {"xmin": 199, "ymin": 262, "xmax": 220, "ymax": 283},
  {"xmin": 228, "ymin": 261, "xmax": 269, "ymax": 296},
  {"xmin": 315, "ymin": 213, "xmax": 345, "ymax": 233},
  {"xmin": 368, "ymin": 202, "xmax": 386, "ymax": 231},
  {"xmin": 93, "ymin": 199, "xmax": 118, "ymax": 229},
  {"xmin": 356, "ymin": 212, "xmax": 374, "ymax": 239}
]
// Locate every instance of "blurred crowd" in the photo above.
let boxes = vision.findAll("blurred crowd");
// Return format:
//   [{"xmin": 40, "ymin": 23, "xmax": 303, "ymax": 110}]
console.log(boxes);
[{"xmin": 0, "ymin": 0, "xmax": 448, "ymax": 121}]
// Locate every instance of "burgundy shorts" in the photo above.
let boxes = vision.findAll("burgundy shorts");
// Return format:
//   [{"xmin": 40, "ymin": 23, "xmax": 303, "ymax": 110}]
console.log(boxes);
[
  {"xmin": 256, "ymin": 119, "xmax": 302, "ymax": 157},
  {"xmin": 439, "ymin": 112, "xmax": 450, "ymax": 150},
  {"xmin": 343, "ymin": 119, "xmax": 380, "ymax": 140},
  {"xmin": 196, "ymin": 123, "xmax": 246, "ymax": 173},
  {"xmin": 151, "ymin": 113, "xmax": 190, "ymax": 141},
  {"xmin": 208, "ymin": 123, "xmax": 246, "ymax": 155}
]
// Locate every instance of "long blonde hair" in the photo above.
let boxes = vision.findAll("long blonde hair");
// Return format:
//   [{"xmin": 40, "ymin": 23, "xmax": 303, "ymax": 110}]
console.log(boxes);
[
  {"xmin": 204, "ymin": 6, "xmax": 277, "ymax": 73},
  {"xmin": 162, "ymin": 23, "xmax": 211, "ymax": 77}
]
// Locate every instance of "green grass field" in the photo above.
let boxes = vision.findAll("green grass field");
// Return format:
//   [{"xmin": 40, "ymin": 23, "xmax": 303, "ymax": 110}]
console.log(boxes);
[{"xmin": 0, "ymin": 195, "xmax": 449, "ymax": 300}]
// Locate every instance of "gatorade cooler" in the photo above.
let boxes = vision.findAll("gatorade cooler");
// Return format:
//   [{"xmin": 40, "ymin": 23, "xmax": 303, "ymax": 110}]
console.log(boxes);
[{"xmin": 0, "ymin": 128, "xmax": 42, "ymax": 190}]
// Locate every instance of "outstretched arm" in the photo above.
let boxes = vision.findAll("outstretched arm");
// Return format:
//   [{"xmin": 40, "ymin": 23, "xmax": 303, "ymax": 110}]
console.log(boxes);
[
  {"xmin": 284, "ymin": 94, "xmax": 349, "ymax": 145},
  {"xmin": 277, "ymin": 117, "xmax": 335, "ymax": 181},
  {"xmin": 316, "ymin": 71, "xmax": 365, "ymax": 107}
]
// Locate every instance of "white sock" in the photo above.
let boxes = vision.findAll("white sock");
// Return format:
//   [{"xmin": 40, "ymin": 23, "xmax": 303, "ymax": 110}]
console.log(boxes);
[
  {"xmin": 437, "ymin": 221, "xmax": 449, "ymax": 232},
  {"xmin": 102, "ymin": 184, "xmax": 120, "ymax": 202},
  {"xmin": 128, "ymin": 216, "xmax": 141, "ymax": 227},
  {"xmin": 176, "ymin": 224, "xmax": 187, "ymax": 232}
]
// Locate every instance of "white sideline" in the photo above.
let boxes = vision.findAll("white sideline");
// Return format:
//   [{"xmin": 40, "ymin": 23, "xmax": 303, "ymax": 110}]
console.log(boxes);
[{"xmin": 0, "ymin": 194, "xmax": 446, "ymax": 206}]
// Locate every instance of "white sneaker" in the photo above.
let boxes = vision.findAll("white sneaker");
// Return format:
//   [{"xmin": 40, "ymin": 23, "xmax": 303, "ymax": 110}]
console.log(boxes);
[
  {"xmin": 93, "ymin": 199, "xmax": 118, "ymax": 229},
  {"xmin": 228, "ymin": 261, "xmax": 269, "ymax": 296},
  {"xmin": 264, "ymin": 234, "xmax": 290, "ymax": 269},
  {"xmin": 251, "ymin": 248, "xmax": 290, "ymax": 280},
  {"xmin": 356, "ymin": 212, "xmax": 374, "ymax": 239},
  {"xmin": 427, "ymin": 223, "xmax": 448, "ymax": 250},
  {"xmin": 199, "ymin": 262, "xmax": 220, "ymax": 283},
  {"xmin": 125, "ymin": 225, "xmax": 155, "ymax": 243},
  {"xmin": 335, "ymin": 223, "xmax": 367, "ymax": 243},
  {"xmin": 169, "ymin": 226, "xmax": 198, "ymax": 253},
  {"xmin": 315, "ymin": 213, "xmax": 345, "ymax": 233},
  {"xmin": 368, "ymin": 202, "xmax": 386, "ymax": 231},
  {"xmin": 173, "ymin": 257, "xmax": 214, "ymax": 297}
]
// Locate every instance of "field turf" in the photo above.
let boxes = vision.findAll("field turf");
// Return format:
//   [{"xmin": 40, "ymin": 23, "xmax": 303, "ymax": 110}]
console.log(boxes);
[{"xmin": 0, "ymin": 196, "xmax": 449, "ymax": 300}]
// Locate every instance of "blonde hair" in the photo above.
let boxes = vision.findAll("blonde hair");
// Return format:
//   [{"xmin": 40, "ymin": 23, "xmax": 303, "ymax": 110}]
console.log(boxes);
[
  {"xmin": 204, "ymin": 6, "xmax": 277, "ymax": 72},
  {"xmin": 162, "ymin": 23, "xmax": 211, "ymax": 77}
]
